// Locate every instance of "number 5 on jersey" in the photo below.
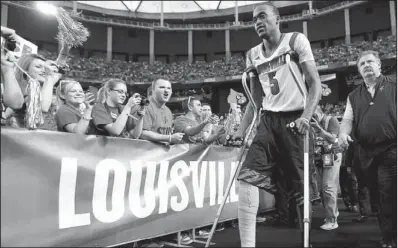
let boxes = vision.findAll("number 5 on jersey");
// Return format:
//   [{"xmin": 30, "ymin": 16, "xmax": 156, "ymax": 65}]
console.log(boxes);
[{"xmin": 268, "ymin": 71, "xmax": 280, "ymax": 95}]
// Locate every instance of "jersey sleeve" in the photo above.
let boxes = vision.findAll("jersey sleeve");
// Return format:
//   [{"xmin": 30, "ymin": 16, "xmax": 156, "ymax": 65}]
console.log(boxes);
[
  {"xmin": 293, "ymin": 33, "xmax": 315, "ymax": 64},
  {"xmin": 246, "ymin": 49, "xmax": 254, "ymax": 69}
]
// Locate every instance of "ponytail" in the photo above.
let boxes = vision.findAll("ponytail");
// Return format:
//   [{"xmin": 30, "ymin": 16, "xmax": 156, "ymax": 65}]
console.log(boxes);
[{"xmin": 97, "ymin": 78, "xmax": 126, "ymax": 104}]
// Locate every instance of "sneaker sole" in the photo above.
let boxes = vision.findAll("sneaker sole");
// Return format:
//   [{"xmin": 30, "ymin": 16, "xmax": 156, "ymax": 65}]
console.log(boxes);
[
  {"xmin": 320, "ymin": 225, "xmax": 339, "ymax": 230},
  {"xmin": 181, "ymin": 240, "xmax": 193, "ymax": 245}
]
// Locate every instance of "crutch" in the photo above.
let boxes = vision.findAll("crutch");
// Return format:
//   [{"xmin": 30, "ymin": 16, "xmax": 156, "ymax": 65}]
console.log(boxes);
[
  {"xmin": 205, "ymin": 70, "xmax": 261, "ymax": 248},
  {"xmin": 285, "ymin": 52, "xmax": 311, "ymax": 248}
]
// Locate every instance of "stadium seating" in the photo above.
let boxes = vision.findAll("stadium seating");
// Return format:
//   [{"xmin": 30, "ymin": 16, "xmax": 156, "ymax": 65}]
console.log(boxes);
[{"xmin": 39, "ymin": 35, "xmax": 396, "ymax": 83}]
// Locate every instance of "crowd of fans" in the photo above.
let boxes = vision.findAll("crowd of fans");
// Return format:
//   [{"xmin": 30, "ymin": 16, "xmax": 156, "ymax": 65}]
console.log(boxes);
[
  {"xmin": 38, "ymin": 35, "xmax": 397, "ymax": 84},
  {"xmin": 1, "ymin": 21, "xmax": 397, "ymax": 247},
  {"xmin": 320, "ymin": 102, "xmax": 346, "ymax": 119}
]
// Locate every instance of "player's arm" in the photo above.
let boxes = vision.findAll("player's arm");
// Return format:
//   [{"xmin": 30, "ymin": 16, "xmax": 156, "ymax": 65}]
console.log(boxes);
[
  {"xmin": 339, "ymin": 98, "xmax": 354, "ymax": 137},
  {"xmin": 236, "ymin": 51, "xmax": 263, "ymax": 134},
  {"xmin": 295, "ymin": 33, "xmax": 322, "ymax": 121}
]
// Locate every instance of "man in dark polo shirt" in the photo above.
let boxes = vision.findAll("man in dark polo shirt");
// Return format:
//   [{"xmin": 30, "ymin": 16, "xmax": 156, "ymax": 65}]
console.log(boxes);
[
  {"xmin": 140, "ymin": 79, "xmax": 184, "ymax": 144},
  {"xmin": 339, "ymin": 50, "xmax": 396, "ymax": 248}
]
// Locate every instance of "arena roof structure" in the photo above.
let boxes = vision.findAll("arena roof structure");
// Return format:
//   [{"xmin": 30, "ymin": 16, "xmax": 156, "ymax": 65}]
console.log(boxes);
[{"xmin": 77, "ymin": 1, "xmax": 268, "ymax": 13}]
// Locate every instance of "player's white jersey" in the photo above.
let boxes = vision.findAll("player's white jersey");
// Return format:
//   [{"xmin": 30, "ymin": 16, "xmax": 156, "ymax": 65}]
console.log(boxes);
[{"xmin": 247, "ymin": 32, "xmax": 315, "ymax": 112}]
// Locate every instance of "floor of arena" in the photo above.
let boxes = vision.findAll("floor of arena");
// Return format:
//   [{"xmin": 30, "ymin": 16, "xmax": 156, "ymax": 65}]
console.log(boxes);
[{"xmin": 161, "ymin": 199, "xmax": 381, "ymax": 248}]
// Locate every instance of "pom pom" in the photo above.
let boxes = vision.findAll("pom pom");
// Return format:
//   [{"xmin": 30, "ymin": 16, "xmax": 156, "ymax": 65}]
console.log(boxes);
[
  {"xmin": 55, "ymin": 7, "xmax": 90, "ymax": 48},
  {"xmin": 25, "ymin": 78, "xmax": 44, "ymax": 130}
]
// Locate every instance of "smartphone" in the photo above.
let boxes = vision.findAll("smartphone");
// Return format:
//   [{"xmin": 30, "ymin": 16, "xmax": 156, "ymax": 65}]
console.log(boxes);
[{"xmin": 87, "ymin": 86, "xmax": 98, "ymax": 103}]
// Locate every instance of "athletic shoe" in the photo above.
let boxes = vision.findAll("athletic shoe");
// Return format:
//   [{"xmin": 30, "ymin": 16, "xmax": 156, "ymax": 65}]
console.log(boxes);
[
  {"xmin": 196, "ymin": 229, "xmax": 210, "ymax": 239},
  {"xmin": 352, "ymin": 215, "xmax": 368, "ymax": 223},
  {"xmin": 320, "ymin": 218, "xmax": 338, "ymax": 230},
  {"xmin": 140, "ymin": 239, "xmax": 164, "ymax": 247},
  {"xmin": 256, "ymin": 216, "xmax": 267, "ymax": 223},
  {"xmin": 174, "ymin": 233, "xmax": 193, "ymax": 245},
  {"xmin": 350, "ymin": 205, "xmax": 359, "ymax": 213},
  {"xmin": 231, "ymin": 220, "xmax": 239, "ymax": 228},
  {"xmin": 215, "ymin": 223, "xmax": 225, "ymax": 232}
]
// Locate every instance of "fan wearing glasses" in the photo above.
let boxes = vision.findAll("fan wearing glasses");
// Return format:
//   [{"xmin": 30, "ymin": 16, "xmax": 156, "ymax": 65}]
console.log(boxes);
[
  {"xmin": 174, "ymin": 96, "xmax": 223, "ymax": 144},
  {"xmin": 91, "ymin": 78, "xmax": 145, "ymax": 138}
]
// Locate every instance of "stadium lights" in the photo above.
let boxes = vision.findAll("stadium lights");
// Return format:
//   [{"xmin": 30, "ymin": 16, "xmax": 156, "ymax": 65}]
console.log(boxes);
[{"xmin": 36, "ymin": 2, "xmax": 58, "ymax": 16}]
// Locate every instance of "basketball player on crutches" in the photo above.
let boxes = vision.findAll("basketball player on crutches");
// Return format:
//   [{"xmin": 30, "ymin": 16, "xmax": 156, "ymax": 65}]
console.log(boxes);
[{"xmin": 205, "ymin": 3, "xmax": 322, "ymax": 248}]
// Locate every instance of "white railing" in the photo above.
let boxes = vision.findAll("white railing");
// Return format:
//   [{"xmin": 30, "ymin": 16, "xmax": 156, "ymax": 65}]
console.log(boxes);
[{"xmin": 3, "ymin": 1, "xmax": 366, "ymax": 31}]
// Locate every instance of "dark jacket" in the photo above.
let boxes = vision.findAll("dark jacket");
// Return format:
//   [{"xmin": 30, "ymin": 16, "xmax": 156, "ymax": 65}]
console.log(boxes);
[{"xmin": 348, "ymin": 75, "xmax": 396, "ymax": 156}]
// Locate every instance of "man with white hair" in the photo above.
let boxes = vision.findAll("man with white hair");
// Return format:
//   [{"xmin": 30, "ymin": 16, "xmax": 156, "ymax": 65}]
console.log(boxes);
[{"xmin": 339, "ymin": 50, "xmax": 396, "ymax": 248}]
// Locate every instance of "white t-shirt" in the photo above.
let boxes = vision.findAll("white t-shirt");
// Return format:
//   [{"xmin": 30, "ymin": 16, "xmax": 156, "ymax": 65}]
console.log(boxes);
[{"xmin": 247, "ymin": 32, "xmax": 314, "ymax": 112}]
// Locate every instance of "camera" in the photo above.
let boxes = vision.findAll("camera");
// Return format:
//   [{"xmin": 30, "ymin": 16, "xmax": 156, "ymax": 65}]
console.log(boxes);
[
  {"xmin": 1, "ymin": 37, "xmax": 16, "ymax": 52},
  {"xmin": 57, "ymin": 66, "xmax": 66, "ymax": 75},
  {"xmin": 57, "ymin": 64, "xmax": 69, "ymax": 75},
  {"xmin": 139, "ymin": 97, "xmax": 150, "ymax": 106}
]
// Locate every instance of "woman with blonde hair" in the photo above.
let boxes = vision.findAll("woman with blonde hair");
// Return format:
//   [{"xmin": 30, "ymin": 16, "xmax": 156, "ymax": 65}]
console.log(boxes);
[
  {"xmin": 91, "ymin": 78, "xmax": 145, "ymax": 138},
  {"xmin": 54, "ymin": 79, "xmax": 95, "ymax": 134},
  {"xmin": 8, "ymin": 53, "xmax": 61, "ymax": 130}
]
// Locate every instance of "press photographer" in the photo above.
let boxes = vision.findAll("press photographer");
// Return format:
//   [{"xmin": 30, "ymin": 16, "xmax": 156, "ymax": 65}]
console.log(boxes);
[{"xmin": 310, "ymin": 106, "xmax": 342, "ymax": 230}]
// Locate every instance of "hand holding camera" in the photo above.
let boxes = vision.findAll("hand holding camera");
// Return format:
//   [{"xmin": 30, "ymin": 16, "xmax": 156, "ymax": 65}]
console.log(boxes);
[
  {"xmin": 1, "ymin": 26, "xmax": 17, "ymax": 52},
  {"xmin": 1, "ymin": 27, "xmax": 18, "ymax": 71},
  {"xmin": 1, "ymin": 49, "xmax": 17, "ymax": 71},
  {"xmin": 126, "ymin": 93, "xmax": 142, "ymax": 107}
]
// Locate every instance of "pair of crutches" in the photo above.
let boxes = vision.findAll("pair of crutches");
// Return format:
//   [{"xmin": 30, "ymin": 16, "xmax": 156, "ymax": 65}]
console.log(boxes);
[{"xmin": 205, "ymin": 53, "xmax": 310, "ymax": 248}]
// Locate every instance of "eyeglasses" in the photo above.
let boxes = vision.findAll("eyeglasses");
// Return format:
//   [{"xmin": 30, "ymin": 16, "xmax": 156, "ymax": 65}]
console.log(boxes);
[{"xmin": 111, "ymin": 89, "xmax": 129, "ymax": 97}]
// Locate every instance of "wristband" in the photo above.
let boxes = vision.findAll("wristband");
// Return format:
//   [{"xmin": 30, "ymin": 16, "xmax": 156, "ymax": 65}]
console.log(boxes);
[{"xmin": 169, "ymin": 134, "xmax": 172, "ymax": 143}]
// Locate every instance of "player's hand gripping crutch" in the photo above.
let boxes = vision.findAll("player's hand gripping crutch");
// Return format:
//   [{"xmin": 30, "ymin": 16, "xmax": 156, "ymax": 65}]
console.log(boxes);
[
  {"xmin": 205, "ymin": 70, "xmax": 261, "ymax": 248},
  {"xmin": 285, "ymin": 52, "xmax": 311, "ymax": 248}
]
